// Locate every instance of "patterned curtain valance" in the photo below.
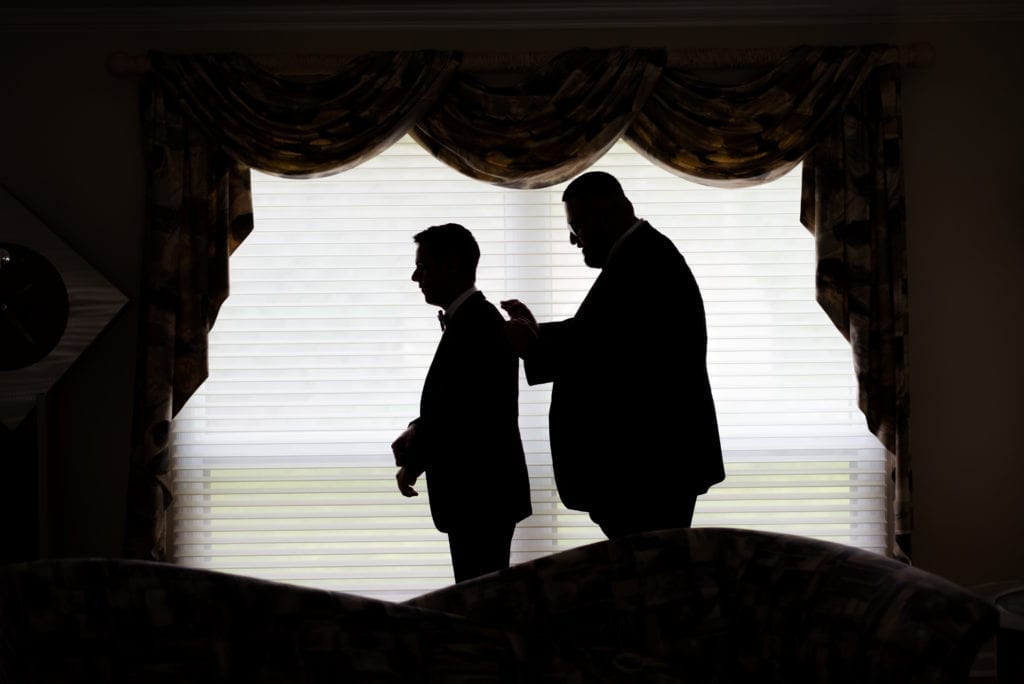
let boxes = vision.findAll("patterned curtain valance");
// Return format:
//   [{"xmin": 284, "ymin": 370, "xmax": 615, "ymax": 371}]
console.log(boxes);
[
  {"xmin": 625, "ymin": 45, "xmax": 881, "ymax": 186},
  {"xmin": 130, "ymin": 45, "xmax": 911, "ymax": 563},
  {"xmin": 147, "ymin": 50, "xmax": 462, "ymax": 178},
  {"xmin": 145, "ymin": 45, "xmax": 889, "ymax": 187},
  {"xmin": 411, "ymin": 47, "xmax": 665, "ymax": 189}
]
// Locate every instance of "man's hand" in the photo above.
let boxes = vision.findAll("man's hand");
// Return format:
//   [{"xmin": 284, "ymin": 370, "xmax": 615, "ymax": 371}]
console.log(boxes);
[
  {"xmin": 500, "ymin": 299, "xmax": 537, "ymax": 325},
  {"xmin": 396, "ymin": 467, "xmax": 419, "ymax": 497},
  {"xmin": 391, "ymin": 424, "xmax": 416, "ymax": 467},
  {"xmin": 500, "ymin": 299, "xmax": 539, "ymax": 359}
]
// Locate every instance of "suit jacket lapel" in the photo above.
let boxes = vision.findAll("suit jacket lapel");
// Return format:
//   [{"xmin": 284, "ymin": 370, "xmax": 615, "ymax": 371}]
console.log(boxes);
[{"xmin": 420, "ymin": 291, "xmax": 485, "ymax": 416}]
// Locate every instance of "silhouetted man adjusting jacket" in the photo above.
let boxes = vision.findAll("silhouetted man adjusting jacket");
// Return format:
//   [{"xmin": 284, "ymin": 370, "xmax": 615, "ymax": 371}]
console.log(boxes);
[
  {"xmin": 502, "ymin": 172, "xmax": 724, "ymax": 538},
  {"xmin": 393, "ymin": 224, "xmax": 531, "ymax": 582}
]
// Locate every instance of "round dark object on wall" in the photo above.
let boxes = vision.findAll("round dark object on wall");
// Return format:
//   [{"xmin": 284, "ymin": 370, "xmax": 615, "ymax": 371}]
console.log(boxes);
[{"xmin": 0, "ymin": 242, "xmax": 70, "ymax": 370}]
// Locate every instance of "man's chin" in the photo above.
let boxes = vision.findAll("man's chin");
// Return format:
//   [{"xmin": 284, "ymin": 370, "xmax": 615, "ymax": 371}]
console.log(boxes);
[{"xmin": 583, "ymin": 252, "xmax": 606, "ymax": 269}]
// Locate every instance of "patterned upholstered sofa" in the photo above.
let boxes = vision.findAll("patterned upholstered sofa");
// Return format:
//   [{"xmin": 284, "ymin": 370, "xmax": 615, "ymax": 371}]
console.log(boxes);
[{"xmin": 0, "ymin": 528, "xmax": 998, "ymax": 682}]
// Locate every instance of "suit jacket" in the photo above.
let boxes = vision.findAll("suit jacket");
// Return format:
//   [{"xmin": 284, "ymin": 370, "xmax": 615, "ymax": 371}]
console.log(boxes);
[
  {"xmin": 525, "ymin": 222, "xmax": 724, "ymax": 517},
  {"xmin": 407, "ymin": 292, "xmax": 532, "ymax": 533}
]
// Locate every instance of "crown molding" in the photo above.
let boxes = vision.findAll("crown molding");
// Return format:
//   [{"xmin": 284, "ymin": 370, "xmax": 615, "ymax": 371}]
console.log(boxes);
[
  {"xmin": 104, "ymin": 44, "xmax": 934, "ymax": 79},
  {"xmin": 2, "ymin": 1, "xmax": 1023, "ymax": 32}
]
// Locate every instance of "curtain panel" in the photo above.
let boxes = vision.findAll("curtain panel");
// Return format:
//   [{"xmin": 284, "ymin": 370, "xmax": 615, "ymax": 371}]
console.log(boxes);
[
  {"xmin": 128, "ymin": 80, "xmax": 253, "ymax": 559},
  {"xmin": 130, "ymin": 45, "xmax": 911, "ymax": 562},
  {"xmin": 800, "ymin": 62, "xmax": 911, "ymax": 558}
]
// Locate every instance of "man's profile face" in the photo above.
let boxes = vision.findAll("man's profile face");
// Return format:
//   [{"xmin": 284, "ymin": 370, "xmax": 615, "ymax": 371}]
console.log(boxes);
[
  {"xmin": 565, "ymin": 198, "xmax": 611, "ymax": 269},
  {"xmin": 412, "ymin": 245, "xmax": 446, "ymax": 307}
]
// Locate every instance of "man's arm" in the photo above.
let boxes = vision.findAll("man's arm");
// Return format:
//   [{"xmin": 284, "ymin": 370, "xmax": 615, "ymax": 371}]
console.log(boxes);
[
  {"xmin": 500, "ymin": 298, "xmax": 575, "ymax": 386},
  {"xmin": 523, "ymin": 320, "xmax": 575, "ymax": 386},
  {"xmin": 499, "ymin": 298, "xmax": 537, "ymax": 359},
  {"xmin": 391, "ymin": 423, "xmax": 416, "ymax": 468},
  {"xmin": 392, "ymin": 423, "xmax": 425, "ymax": 497}
]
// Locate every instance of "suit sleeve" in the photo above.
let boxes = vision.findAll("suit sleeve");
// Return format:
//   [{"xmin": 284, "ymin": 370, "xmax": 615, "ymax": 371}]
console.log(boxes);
[
  {"xmin": 524, "ymin": 319, "xmax": 576, "ymax": 386},
  {"xmin": 397, "ymin": 418, "xmax": 426, "ymax": 477},
  {"xmin": 410, "ymin": 309, "xmax": 519, "ymax": 468}
]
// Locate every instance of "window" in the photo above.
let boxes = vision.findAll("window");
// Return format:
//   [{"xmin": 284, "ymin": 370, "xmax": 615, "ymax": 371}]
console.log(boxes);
[{"xmin": 171, "ymin": 137, "xmax": 887, "ymax": 602}]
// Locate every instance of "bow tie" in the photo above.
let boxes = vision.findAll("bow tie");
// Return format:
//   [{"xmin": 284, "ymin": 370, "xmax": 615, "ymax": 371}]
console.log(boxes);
[{"xmin": 437, "ymin": 310, "xmax": 446, "ymax": 331}]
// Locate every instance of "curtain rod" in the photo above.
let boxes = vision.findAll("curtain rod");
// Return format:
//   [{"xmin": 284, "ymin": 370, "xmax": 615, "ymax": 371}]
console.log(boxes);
[{"xmin": 107, "ymin": 43, "xmax": 933, "ymax": 76}]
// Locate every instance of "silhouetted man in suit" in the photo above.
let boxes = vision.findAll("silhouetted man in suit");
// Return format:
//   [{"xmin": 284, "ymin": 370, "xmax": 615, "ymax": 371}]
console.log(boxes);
[
  {"xmin": 501, "ymin": 172, "xmax": 724, "ymax": 538},
  {"xmin": 392, "ymin": 223, "xmax": 532, "ymax": 582}
]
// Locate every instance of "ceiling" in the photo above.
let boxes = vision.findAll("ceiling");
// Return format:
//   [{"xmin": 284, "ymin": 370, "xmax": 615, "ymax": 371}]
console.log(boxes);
[{"xmin": 2, "ymin": 0, "xmax": 1022, "ymax": 31}]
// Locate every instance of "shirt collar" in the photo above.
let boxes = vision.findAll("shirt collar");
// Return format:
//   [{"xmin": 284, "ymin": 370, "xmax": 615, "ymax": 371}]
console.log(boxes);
[
  {"xmin": 442, "ymin": 286, "xmax": 479, "ymax": 321},
  {"xmin": 607, "ymin": 218, "xmax": 645, "ymax": 263}
]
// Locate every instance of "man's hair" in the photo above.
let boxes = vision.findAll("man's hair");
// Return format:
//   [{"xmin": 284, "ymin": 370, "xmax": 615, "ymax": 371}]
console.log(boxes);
[
  {"xmin": 413, "ymin": 223, "xmax": 480, "ymax": 277},
  {"xmin": 561, "ymin": 171, "xmax": 627, "ymax": 203}
]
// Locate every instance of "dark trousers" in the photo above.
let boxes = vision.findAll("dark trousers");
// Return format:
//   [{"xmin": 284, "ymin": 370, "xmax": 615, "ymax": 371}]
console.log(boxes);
[
  {"xmin": 447, "ymin": 521, "xmax": 516, "ymax": 583},
  {"xmin": 591, "ymin": 495, "xmax": 697, "ymax": 539}
]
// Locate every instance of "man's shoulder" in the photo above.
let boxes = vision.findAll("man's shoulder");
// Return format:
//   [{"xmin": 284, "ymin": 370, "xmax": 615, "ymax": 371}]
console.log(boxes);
[
  {"xmin": 635, "ymin": 222, "xmax": 682, "ymax": 254},
  {"xmin": 460, "ymin": 290, "xmax": 499, "ymax": 314},
  {"xmin": 610, "ymin": 222, "xmax": 684, "ymax": 273},
  {"xmin": 451, "ymin": 292, "xmax": 505, "ymax": 329}
]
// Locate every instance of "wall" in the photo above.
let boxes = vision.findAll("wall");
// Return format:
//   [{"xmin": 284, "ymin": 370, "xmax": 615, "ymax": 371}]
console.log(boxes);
[{"xmin": 0, "ymin": 16, "xmax": 1021, "ymax": 586}]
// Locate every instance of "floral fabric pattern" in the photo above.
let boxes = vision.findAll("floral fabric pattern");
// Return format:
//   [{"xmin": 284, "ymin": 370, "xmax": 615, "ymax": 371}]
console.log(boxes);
[
  {"xmin": 408, "ymin": 528, "xmax": 995, "ymax": 683},
  {"xmin": 1, "ymin": 529, "xmax": 997, "ymax": 682},
  {"xmin": 412, "ymin": 47, "xmax": 664, "ymax": 188}
]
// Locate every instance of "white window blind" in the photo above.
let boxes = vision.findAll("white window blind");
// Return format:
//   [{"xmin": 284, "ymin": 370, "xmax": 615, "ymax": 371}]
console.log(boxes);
[{"xmin": 171, "ymin": 136, "xmax": 888, "ymax": 602}]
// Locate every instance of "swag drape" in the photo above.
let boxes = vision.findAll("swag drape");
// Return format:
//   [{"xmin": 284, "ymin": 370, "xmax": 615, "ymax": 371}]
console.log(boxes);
[{"xmin": 129, "ymin": 45, "xmax": 911, "ymax": 561}]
